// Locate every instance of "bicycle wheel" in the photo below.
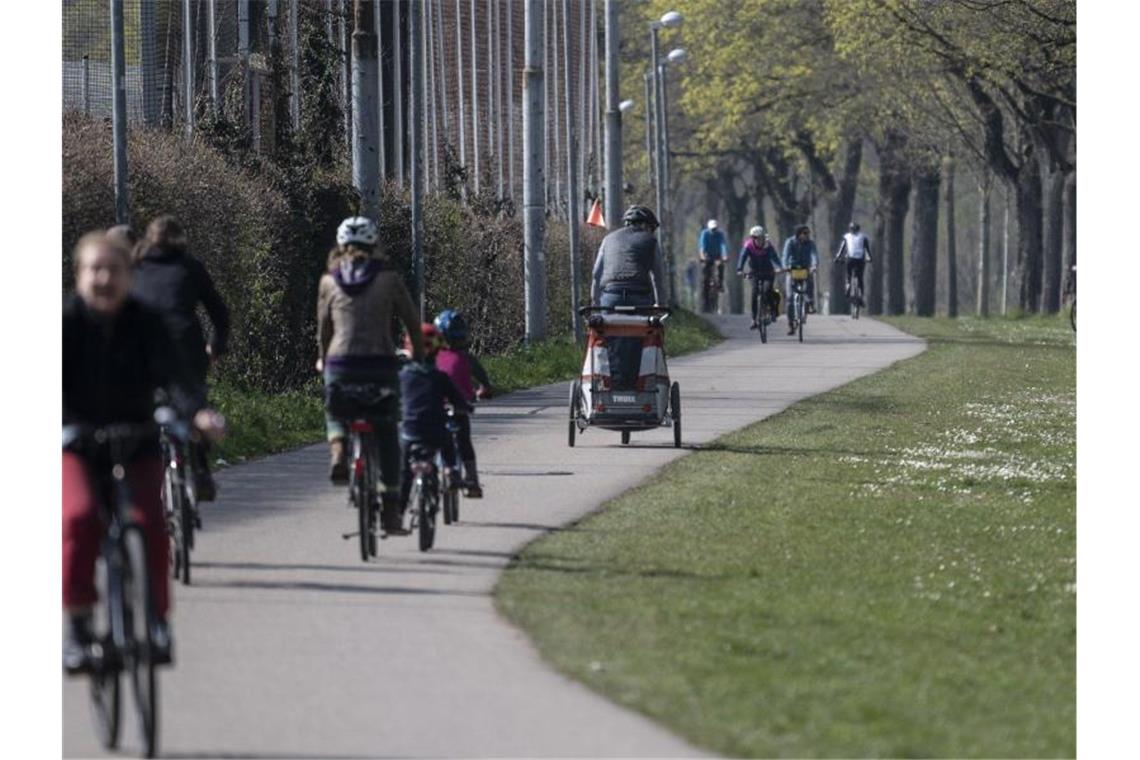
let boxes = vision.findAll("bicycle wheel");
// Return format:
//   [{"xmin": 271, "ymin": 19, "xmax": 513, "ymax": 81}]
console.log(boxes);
[
  {"xmin": 670, "ymin": 382, "xmax": 682, "ymax": 448},
  {"xmin": 568, "ymin": 379, "xmax": 580, "ymax": 448},
  {"xmin": 621, "ymin": 430, "xmax": 630, "ymax": 445},
  {"xmin": 179, "ymin": 494, "xmax": 193, "ymax": 585},
  {"xmin": 91, "ymin": 566, "xmax": 122, "ymax": 750},
  {"xmin": 122, "ymin": 527, "xmax": 158, "ymax": 758},
  {"xmin": 162, "ymin": 469, "xmax": 184, "ymax": 582},
  {"xmin": 797, "ymin": 296, "xmax": 805, "ymax": 343},
  {"xmin": 352, "ymin": 434, "xmax": 372, "ymax": 561},
  {"xmin": 417, "ymin": 479, "xmax": 436, "ymax": 552},
  {"xmin": 852, "ymin": 286, "xmax": 862, "ymax": 320},
  {"xmin": 441, "ymin": 466, "xmax": 455, "ymax": 525},
  {"xmin": 758, "ymin": 307, "xmax": 768, "ymax": 343},
  {"xmin": 1070, "ymin": 299, "xmax": 1076, "ymax": 332}
]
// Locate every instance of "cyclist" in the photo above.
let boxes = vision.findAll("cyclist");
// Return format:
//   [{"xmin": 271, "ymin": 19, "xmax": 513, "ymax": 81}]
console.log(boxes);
[
  {"xmin": 398, "ymin": 324, "xmax": 473, "ymax": 523},
  {"xmin": 318, "ymin": 216, "xmax": 423, "ymax": 535},
  {"xmin": 736, "ymin": 225, "xmax": 782, "ymax": 329},
  {"xmin": 698, "ymin": 218, "xmax": 728, "ymax": 296},
  {"xmin": 64, "ymin": 230, "xmax": 226, "ymax": 673},
  {"xmin": 434, "ymin": 309, "xmax": 492, "ymax": 499},
  {"xmin": 834, "ymin": 221, "xmax": 872, "ymax": 304},
  {"xmin": 590, "ymin": 205, "xmax": 667, "ymax": 308},
  {"xmin": 781, "ymin": 224, "xmax": 819, "ymax": 334},
  {"xmin": 131, "ymin": 215, "xmax": 231, "ymax": 503}
]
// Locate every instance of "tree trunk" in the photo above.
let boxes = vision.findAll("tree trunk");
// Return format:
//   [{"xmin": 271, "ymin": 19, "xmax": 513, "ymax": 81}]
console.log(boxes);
[
  {"xmin": 1041, "ymin": 166, "xmax": 1067, "ymax": 313},
  {"xmin": 1015, "ymin": 148, "xmax": 1044, "ymax": 312},
  {"xmin": 828, "ymin": 138, "xmax": 863, "ymax": 315},
  {"xmin": 1062, "ymin": 172, "xmax": 1076, "ymax": 298},
  {"xmin": 724, "ymin": 184, "xmax": 748, "ymax": 315},
  {"xmin": 909, "ymin": 166, "xmax": 939, "ymax": 316},
  {"xmin": 869, "ymin": 205, "xmax": 886, "ymax": 315},
  {"xmin": 944, "ymin": 156, "xmax": 958, "ymax": 318},
  {"xmin": 977, "ymin": 172, "xmax": 992, "ymax": 317}
]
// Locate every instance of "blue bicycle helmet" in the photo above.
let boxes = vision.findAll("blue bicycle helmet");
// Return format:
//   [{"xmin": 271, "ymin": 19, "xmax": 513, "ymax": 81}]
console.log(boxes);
[{"xmin": 434, "ymin": 309, "xmax": 469, "ymax": 344}]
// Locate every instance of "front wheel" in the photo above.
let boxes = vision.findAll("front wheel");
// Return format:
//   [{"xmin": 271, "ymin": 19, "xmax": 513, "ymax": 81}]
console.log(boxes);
[
  {"xmin": 123, "ymin": 528, "xmax": 158, "ymax": 758},
  {"xmin": 621, "ymin": 430, "xmax": 630, "ymax": 445},
  {"xmin": 90, "ymin": 589, "xmax": 122, "ymax": 750},
  {"xmin": 670, "ymin": 382, "xmax": 682, "ymax": 448},
  {"xmin": 1070, "ymin": 299, "xmax": 1076, "ymax": 332},
  {"xmin": 758, "ymin": 308, "xmax": 768, "ymax": 343},
  {"xmin": 417, "ymin": 479, "xmax": 437, "ymax": 552}
]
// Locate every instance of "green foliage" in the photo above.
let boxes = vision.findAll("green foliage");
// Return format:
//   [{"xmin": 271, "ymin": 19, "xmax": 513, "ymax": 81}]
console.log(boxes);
[{"xmin": 498, "ymin": 315, "xmax": 1074, "ymax": 757}]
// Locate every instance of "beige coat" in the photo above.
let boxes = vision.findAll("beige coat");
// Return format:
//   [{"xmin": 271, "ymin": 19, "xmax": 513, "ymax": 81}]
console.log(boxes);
[{"xmin": 317, "ymin": 268, "xmax": 422, "ymax": 360}]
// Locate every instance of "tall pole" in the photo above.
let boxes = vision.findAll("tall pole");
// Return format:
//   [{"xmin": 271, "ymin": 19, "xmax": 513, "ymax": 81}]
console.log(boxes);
[
  {"xmin": 977, "ymin": 172, "xmax": 991, "ymax": 318},
  {"xmin": 591, "ymin": 0, "xmax": 602, "ymax": 197},
  {"xmin": 650, "ymin": 30, "xmax": 663, "ymax": 222},
  {"xmin": 411, "ymin": 0, "xmax": 425, "ymax": 317},
  {"xmin": 425, "ymin": 0, "xmax": 439, "ymax": 189},
  {"xmin": 455, "ymin": 0, "xmax": 468, "ymax": 183},
  {"xmin": 111, "ymin": 0, "xmax": 129, "ymax": 224},
  {"xmin": 238, "ymin": 0, "xmax": 251, "ymax": 131},
  {"xmin": 603, "ymin": 0, "xmax": 622, "ymax": 228},
  {"xmin": 352, "ymin": 0, "xmax": 380, "ymax": 219},
  {"xmin": 563, "ymin": 0, "xmax": 581, "ymax": 341},
  {"xmin": 523, "ymin": 0, "xmax": 547, "ymax": 342},
  {"xmin": 551, "ymin": 0, "xmax": 562, "ymax": 215},
  {"xmin": 182, "ymin": 0, "xmax": 195, "ymax": 136},
  {"xmin": 470, "ymin": 0, "xmax": 481, "ymax": 192},
  {"xmin": 288, "ymin": 0, "xmax": 299, "ymax": 129},
  {"xmin": 375, "ymin": 4, "xmax": 386, "ymax": 179},
  {"xmin": 659, "ymin": 63, "xmax": 676, "ymax": 306},
  {"xmin": 208, "ymin": 0, "xmax": 220, "ymax": 113},
  {"xmin": 507, "ymin": 0, "xmax": 516, "ymax": 202},
  {"xmin": 494, "ymin": 0, "xmax": 504, "ymax": 199},
  {"xmin": 340, "ymin": 0, "xmax": 353, "ymax": 151},
  {"xmin": 393, "ymin": 1, "xmax": 404, "ymax": 188},
  {"xmin": 643, "ymin": 72, "xmax": 654, "ymax": 192},
  {"xmin": 139, "ymin": 0, "xmax": 158, "ymax": 128},
  {"xmin": 82, "ymin": 55, "xmax": 91, "ymax": 116},
  {"xmin": 434, "ymin": 0, "xmax": 449, "ymax": 183}
]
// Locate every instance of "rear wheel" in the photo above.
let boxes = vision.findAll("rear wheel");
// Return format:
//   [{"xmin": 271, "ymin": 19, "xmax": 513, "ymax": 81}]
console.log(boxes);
[
  {"xmin": 670, "ymin": 382, "xmax": 682, "ymax": 448},
  {"xmin": 568, "ymin": 380, "xmax": 581, "ymax": 448},
  {"xmin": 123, "ymin": 528, "xmax": 158, "ymax": 758},
  {"xmin": 163, "ymin": 471, "xmax": 184, "ymax": 583},
  {"xmin": 621, "ymin": 430, "xmax": 631, "ymax": 445},
  {"xmin": 1070, "ymin": 299, "xmax": 1076, "ymax": 332},
  {"xmin": 758, "ymin": 308, "xmax": 768, "ymax": 343},
  {"xmin": 352, "ymin": 435, "xmax": 371, "ymax": 562},
  {"xmin": 442, "ymin": 467, "xmax": 457, "ymax": 525}
]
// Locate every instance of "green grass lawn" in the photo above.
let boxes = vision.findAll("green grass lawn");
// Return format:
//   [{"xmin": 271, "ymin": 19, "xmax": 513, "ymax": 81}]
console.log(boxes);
[
  {"xmin": 496, "ymin": 315, "xmax": 1075, "ymax": 758},
  {"xmin": 212, "ymin": 309, "xmax": 722, "ymax": 463}
]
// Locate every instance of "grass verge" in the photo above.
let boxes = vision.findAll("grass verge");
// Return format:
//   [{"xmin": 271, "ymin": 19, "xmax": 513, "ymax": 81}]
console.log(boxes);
[
  {"xmin": 495, "ymin": 315, "xmax": 1075, "ymax": 758},
  {"xmin": 211, "ymin": 309, "xmax": 722, "ymax": 462}
]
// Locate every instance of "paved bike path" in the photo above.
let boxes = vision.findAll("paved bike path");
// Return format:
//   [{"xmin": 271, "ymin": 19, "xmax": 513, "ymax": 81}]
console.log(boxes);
[{"xmin": 63, "ymin": 315, "xmax": 924, "ymax": 758}]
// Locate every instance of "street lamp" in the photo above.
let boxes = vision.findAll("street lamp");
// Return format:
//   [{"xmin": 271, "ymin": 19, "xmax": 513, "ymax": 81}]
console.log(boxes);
[
  {"xmin": 649, "ymin": 11, "xmax": 683, "ymax": 305},
  {"xmin": 657, "ymin": 48, "xmax": 689, "ymax": 305}
]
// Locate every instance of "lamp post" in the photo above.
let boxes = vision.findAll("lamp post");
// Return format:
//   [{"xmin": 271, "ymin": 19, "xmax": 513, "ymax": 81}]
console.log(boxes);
[{"xmin": 650, "ymin": 11, "xmax": 683, "ymax": 305}]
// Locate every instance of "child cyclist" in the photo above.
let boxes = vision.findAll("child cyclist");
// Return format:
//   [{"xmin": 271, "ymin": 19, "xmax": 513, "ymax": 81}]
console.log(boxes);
[
  {"xmin": 433, "ymin": 309, "xmax": 493, "ymax": 498},
  {"xmin": 398, "ymin": 324, "xmax": 473, "ymax": 525}
]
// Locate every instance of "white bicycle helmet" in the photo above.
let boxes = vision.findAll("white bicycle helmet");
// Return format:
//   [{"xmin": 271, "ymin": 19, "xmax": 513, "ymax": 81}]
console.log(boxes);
[
  {"xmin": 707, "ymin": 219, "xmax": 718, "ymax": 230},
  {"xmin": 750, "ymin": 225, "xmax": 764, "ymax": 237},
  {"xmin": 336, "ymin": 216, "xmax": 379, "ymax": 247}
]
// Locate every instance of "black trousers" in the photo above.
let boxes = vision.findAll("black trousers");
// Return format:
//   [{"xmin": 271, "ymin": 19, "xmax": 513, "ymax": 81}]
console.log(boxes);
[
  {"xmin": 846, "ymin": 259, "xmax": 867, "ymax": 295},
  {"xmin": 749, "ymin": 276, "xmax": 775, "ymax": 320}
]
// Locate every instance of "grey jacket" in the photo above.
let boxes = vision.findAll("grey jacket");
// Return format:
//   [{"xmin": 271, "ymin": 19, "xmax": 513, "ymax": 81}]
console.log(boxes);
[{"xmin": 589, "ymin": 226, "xmax": 667, "ymax": 304}]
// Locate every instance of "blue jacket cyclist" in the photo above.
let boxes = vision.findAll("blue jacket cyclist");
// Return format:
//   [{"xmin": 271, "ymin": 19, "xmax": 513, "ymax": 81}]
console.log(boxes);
[
  {"xmin": 698, "ymin": 219, "xmax": 728, "ymax": 291},
  {"xmin": 781, "ymin": 225, "xmax": 819, "ymax": 331}
]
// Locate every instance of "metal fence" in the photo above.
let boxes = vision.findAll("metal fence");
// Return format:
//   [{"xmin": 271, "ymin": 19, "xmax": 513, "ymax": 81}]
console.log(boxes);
[{"xmin": 62, "ymin": 0, "xmax": 603, "ymax": 219}]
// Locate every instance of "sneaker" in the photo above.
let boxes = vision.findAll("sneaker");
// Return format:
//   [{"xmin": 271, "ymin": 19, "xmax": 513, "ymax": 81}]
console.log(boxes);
[
  {"xmin": 749, "ymin": 319, "xmax": 758, "ymax": 330},
  {"xmin": 465, "ymin": 483, "xmax": 484, "ymax": 499},
  {"xmin": 381, "ymin": 499, "xmax": 410, "ymax": 535},
  {"xmin": 150, "ymin": 619, "xmax": 174, "ymax": 666},
  {"xmin": 329, "ymin": 439, "xmax": 348, "ymax": 485},
  {"xmin": 195, "ymin": 470, "xmax": 217, "ymax": 502},
  {"xmin": 63, "ymin": 614, "xmax": 96, "ymax": 675}
]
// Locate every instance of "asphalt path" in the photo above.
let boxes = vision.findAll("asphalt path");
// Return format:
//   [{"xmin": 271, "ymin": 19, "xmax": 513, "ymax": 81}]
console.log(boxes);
[{"xmin": 63, "ymin": 314, "xmax": 924, "ymax": 758}]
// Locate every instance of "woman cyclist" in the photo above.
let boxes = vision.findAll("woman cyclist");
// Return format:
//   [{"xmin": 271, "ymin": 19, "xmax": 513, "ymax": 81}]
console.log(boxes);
[
  {"xmin": 131, "ymin": 215, "xmax": 231, "ymax": 502},
  {"xmin": 64, "ymin": 230, "xmax": 225, "ymax": 672},
  {"xmin": 736, "ymin": 226, "xmax": 783, "ymax": 329},
  {"xmin": 318, "ymin": 216, "xmax": 423, "ymax": 534}
]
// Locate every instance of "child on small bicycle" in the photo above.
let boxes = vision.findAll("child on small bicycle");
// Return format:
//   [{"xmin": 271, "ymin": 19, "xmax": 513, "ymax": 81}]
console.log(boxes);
[
  {"xmin": 398, "ymin": 324, "xmax": 472, "ymax": 525},
  {"xmin": 433, "ymin": 309, "xmax": 493, "ymax": 498}
]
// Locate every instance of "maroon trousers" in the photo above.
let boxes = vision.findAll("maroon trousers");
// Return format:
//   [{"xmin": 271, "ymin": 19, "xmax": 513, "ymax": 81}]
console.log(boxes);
[{"xmin": 62, "ymin": 452, "xmax": 169, "ymax": 618}]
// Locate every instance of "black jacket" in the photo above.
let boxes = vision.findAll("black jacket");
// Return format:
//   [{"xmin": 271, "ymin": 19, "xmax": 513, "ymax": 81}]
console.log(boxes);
[
  {"xmin": 399, "ymin": 362, "xmax": 472, "ymax": 446},
  {"xmin": 63, "ymin": 294, "xmax": 206, "ymax": 435},
  {"xmin": 131, "ymin": 245, "xmax": 230, "ymax": 380}
]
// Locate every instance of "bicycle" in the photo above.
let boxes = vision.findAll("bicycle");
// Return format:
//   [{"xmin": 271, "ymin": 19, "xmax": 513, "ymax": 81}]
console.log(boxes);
[
  {"xmin": 700, "ymin": 259, "xmax": 721, "ymax": 314},
  {"xmin": 439, "ymin": 410, "xmax": 465, "ymax": 525},
  {"xmin": 788, "ymin": 268, "xmax": 811, "ymax": 343},
  {"xmin": 64, "ymin": 411, "xmax": 173, "ymax": 759},
  {"xmin": 407, "ymin": 442, "xmax": 442, "ymax": 552},
  {"xmin": 346, "ymin": 419, "xmax": 382, "ymax": 561},
  {"xmin": 849, "ymin": 276, "xmax": 864, "ymax": 320},
  {"xmin": 159, "ymin": 420, "xmax": 196, "ymax": 586}
]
